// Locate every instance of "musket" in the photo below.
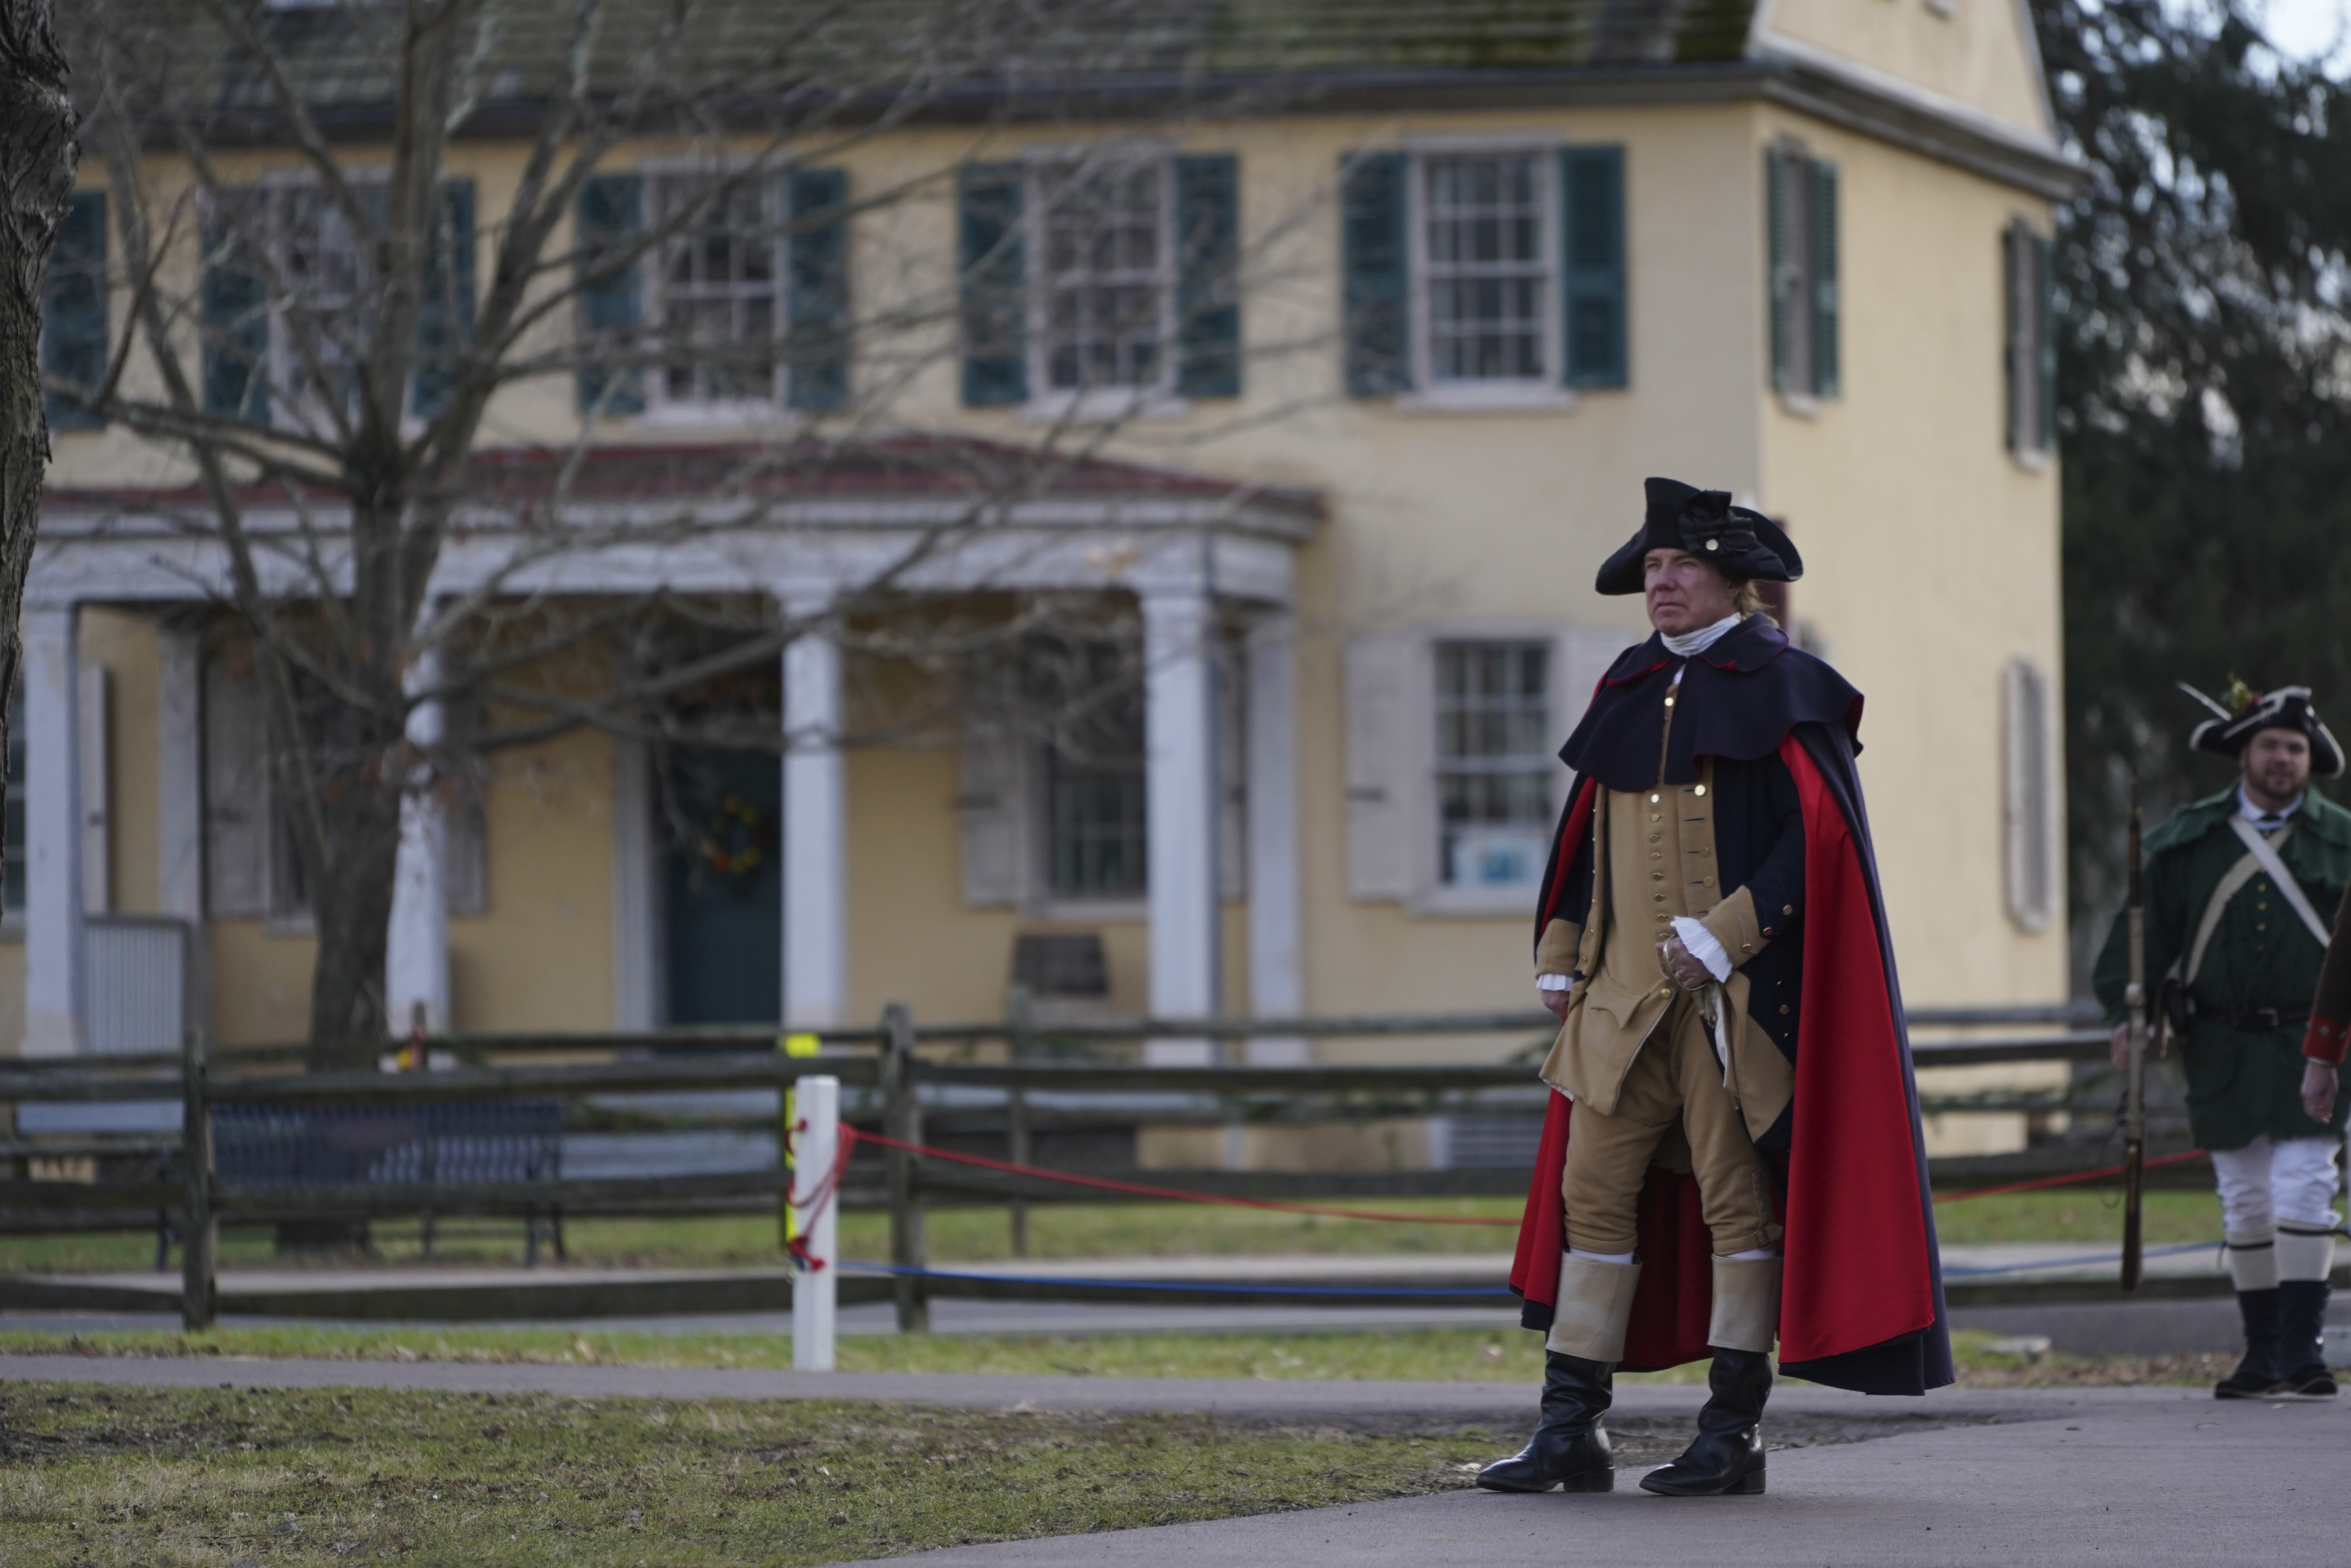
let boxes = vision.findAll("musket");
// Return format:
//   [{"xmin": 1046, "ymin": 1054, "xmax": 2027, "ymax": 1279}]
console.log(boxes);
[{"xmin": 2121, "ymin": 787, "xmax": 2148, "ymax": 1291}]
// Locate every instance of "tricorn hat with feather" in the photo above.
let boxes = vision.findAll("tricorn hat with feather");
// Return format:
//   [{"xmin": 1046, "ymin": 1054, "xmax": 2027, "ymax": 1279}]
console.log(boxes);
[{"xmin": 2180, "ymin": 678, "xmax": 2345, "ymax": 778}]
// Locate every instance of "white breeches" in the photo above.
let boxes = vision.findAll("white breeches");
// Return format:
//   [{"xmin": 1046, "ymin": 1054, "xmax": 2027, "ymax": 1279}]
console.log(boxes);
[{"xmin": 2213, "ymin": 1136, "xmax": 2343, "ymax": 1289}]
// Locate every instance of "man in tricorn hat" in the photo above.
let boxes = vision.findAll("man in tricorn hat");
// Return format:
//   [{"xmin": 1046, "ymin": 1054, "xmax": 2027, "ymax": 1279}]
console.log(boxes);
[
  {"xmin": 2094, "ymin": 681, "xmax": 2351, "ymax": 1399},
  {"xmin": 1480, "ymin": 478, "xmax": 1951, "ymax": 1499}
]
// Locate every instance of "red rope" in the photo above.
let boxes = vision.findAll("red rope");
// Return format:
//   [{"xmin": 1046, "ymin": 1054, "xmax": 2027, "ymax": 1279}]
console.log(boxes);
[
  {"xmin": 1934, "ymin": 1147, "xmax": 2207, "ymax": 1205},
  {"xmin": 853, "ymin": 1129, "xmax": 1518, "ymax": 1225},
  {"xmin": 781, "ymin": 1121, "xmax": 859, "ymax": 1270}
]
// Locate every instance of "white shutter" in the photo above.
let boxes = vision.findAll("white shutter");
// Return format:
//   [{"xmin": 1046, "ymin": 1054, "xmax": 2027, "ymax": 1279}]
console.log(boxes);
[
  {"xmin": 202, "ymin": 650, "xmax": 270, "ymax": 918},
  {"xmin": 1345, "ymin": 633, "xmax": 1416, "ymax": 901},
  {"xmin": 959, "ymin": 725, "xmax": 1027, "ymax": 907},
  {"xmin": 1552, "ymin": 629, "xmax": 1631, "ymax": 744},
  {"xmin": 2003, "ymin": 658, "xmax": 2058, "ymax": 931},
  {"xmin": 78, "ymin": 664, "xmax": 109, "ymax": 914}
]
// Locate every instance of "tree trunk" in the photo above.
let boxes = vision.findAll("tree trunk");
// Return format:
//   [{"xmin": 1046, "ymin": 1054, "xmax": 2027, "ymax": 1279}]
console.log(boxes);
[
  {"xmin": 0, "ymin": 0, "xmax": 78, "ymax": 831},
  {"xmin": 304, "ymin": 759, "xmax": 406, "ymax": 1067}
]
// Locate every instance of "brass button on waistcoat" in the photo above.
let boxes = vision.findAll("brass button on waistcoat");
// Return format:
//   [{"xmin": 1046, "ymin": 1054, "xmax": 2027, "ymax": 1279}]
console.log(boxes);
[
  {"xmin": 1761, "ymin": 926, "xmax": 1775, "ymax": 938},
  {"xmin": 1652, "ymin": 871, "xmax": 1665, "ymax": 882},
  {"xmin": 1780, "ymin": 1004, "xmax": 1791, "ymax": 1015},
  {"xmin": 1782, "ymin": 905, "xmax": 1794, "ymax": 916},
  {"xmin": 1703, "ymin": 876, "xmax": 1716, "ymax": 888},
  {"xmin": 1654, "ymin": 893, "xmax": 1668, "ymax": 903}
]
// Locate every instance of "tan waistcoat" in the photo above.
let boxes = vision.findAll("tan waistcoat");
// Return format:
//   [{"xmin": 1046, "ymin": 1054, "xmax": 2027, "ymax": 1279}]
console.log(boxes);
[{"xmin": 1536, "ymin": 683, "xmax": 1795, "ymax": 1140}]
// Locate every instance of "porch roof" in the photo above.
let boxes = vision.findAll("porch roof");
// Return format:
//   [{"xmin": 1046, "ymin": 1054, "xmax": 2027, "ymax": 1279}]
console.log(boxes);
[{"xmin": 42, "ymin": 436, "xmax": 1326, "ymax": 541}]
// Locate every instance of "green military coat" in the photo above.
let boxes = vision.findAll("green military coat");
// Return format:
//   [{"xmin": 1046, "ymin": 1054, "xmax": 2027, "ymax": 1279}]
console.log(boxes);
[{"xmin": 2092, "ymin": 786, "xmax": 2351, "ymax": 1150}]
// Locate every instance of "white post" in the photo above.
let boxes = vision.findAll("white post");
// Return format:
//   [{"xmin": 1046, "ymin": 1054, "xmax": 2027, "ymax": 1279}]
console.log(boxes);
[
  {"xmin": 385, "ymin": 644, "xmax": 451, "ymax": 1035},
  {"xmin": 782, "ymin": 624, "xmax": 846, "ymax": 1030},
  {"xmin": 791, "ymin": 1072, "xmax": 840, "ymax": 1371},
  {"xmin": 21, "ymin": 606, "xmax": 85, "ymax": 1057},
  {"xmin": 1245, "ymin": 613, "xmax": 1307, "ymax": 1065},
  {"xmin": 1143, "ymin": 590, "xmax": 1220, "ymax": 1064},
  {"xmin": 609, "ymin": 735, "xmax": 656, "ymax": 1031}
]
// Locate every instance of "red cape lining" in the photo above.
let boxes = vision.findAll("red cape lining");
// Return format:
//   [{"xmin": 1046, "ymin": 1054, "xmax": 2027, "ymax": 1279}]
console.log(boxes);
[{"xmin": 1507, "ymin": 735, "xmax": 1937, "ymax": 1371}]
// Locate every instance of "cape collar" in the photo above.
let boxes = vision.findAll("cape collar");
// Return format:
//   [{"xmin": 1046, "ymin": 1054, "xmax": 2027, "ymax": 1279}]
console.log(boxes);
[{"xmin": 1605, "ymin": 614, "xmax": 1791, "ymax": 685}]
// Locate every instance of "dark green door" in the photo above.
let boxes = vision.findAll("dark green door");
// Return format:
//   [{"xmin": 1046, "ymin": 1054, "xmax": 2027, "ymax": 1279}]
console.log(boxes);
[{"xmin": 663, "ymin": 746, "xmax": 782, "ymax": 1025}]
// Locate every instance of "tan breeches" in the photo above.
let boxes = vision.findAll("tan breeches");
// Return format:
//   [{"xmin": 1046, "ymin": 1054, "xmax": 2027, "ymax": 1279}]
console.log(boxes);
[{"xmin": 1561, "ymin": 995, "xmax": 1783, "ymax": 1256}]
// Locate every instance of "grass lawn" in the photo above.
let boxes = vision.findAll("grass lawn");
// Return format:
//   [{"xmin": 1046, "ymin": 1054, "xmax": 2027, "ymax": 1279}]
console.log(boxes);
[
  {"xmin": 0, "ymin": 1187, "xmax": 2219, "ymax": 1275},
  {"xmin": 0, "ymin": 1322, "xmax": 2227, "ymax": 1390},
  {"xmin": 0, "ymin": 1383, "xmax": 1487, "ymax": 1567}
]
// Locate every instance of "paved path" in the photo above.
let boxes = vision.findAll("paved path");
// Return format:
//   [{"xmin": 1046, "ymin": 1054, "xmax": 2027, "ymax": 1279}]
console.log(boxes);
[{"xmin": 831, "ymin": 1386, "xmax": 2350, "ymax": 1568}]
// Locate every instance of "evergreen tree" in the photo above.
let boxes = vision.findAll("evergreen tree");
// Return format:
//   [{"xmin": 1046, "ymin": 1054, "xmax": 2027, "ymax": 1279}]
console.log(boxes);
[{"xmin": 2035, "ymin": 0, "xmax": 2351, "ymax": 971}]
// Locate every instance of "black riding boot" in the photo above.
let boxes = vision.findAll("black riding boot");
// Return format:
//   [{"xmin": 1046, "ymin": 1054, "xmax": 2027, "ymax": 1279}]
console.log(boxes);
[
  {"xmin": 2214, "ymin": 1288, "xmax": 2284, "ymax": 1399},
  {"xmin": 1639, "ymin": 1348, "xmax": 1770, "ymax": 1496},
  {"xmin": 2273, "ymin": 1281, "xmax": 2337, "ymax": 1398},
  {"xmin": 1476, "ymin": 1351, "xmax": 1615, "ymax": 1493}
]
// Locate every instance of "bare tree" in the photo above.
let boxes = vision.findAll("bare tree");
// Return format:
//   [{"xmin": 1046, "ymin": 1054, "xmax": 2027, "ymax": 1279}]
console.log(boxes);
[
  {"xmin": 55, "ymin": 0, "xmax": 1326, "ymax": 1066},
  {"xmin": 0, "ymin": 0, "xmax": 79, "ymax": 856}
]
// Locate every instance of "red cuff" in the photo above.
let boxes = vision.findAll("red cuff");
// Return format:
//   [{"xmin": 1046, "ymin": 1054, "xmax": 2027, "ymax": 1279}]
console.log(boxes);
[{"xmin": 2305, "ymin": 1015, "xmax": 2348, "ymax": 1067}]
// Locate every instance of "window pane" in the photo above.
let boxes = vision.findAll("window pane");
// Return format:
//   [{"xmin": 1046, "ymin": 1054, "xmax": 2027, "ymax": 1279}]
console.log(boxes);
[
  {"xmin": 654, "ymin": 178, "xmax": 780, "ymax": 404},
  {"xmin": 1422, "ymin": 153, "xmax": 1548, "ymax": 385},
  {"xmin": 1038, "ymin": 161, "xmax": 1167, "ymax": 393},
  {"xmin": 1035, "ymin": 641, "xmax": 1149, "ymax": 897},
  {"xmin": 1434, "ymin": 641, "xmax": 1552, "ymax": 889}
]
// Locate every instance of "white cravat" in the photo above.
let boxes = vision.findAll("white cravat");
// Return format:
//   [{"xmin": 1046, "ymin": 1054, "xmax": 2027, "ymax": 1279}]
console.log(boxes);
[
  {"xmin": 1660, "ymin": 613, "xmax": 1744, "ymax": 658},
  {"xmin": 2237, "ymin": 782, "xmax": 2303, "ymax": 834}
]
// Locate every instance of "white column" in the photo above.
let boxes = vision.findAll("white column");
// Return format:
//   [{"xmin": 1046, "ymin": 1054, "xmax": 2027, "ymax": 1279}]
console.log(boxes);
[
  {"xmin": 21, "ymin": 607, "xmax": 85, "ymax": 1056},
  {"xmin": 385, "ymin": 646, "xmax": 450, "ymax": 1036},
  {"xmin": 1245, "ymin": 613, "xmax": 1307, "ymax": 1065},
  {"xmin": 1144, "ymin": 591, "xmax": 1220, "ymax": 1063},
  {"xmin": 609, "ymin": 735, "xmax": 656, "ymax": 1031},
  {"xmin": 782, "ymin": 624, "xmax": 846, "ymax": 1030}
]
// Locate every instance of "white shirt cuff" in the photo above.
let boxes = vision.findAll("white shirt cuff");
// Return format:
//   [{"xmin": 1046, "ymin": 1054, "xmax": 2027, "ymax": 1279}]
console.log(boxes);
[
  {"xmin": 1671, "ymin": 916, "xmax": 1733, "ymax": 982},
  {"xmin": 1536, "ymin": 973, "xmax": 1574, "ymax": 992}
]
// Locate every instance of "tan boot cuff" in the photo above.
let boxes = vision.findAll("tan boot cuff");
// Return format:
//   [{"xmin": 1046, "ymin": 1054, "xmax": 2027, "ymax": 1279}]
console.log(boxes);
[
  {"xmin": 1707, "ymin": 1255, "xmax": 1782, "ymax": 1352},
  {"xmin": 1545, "ymin": 1253, "xmax": 1642, "ymax": 1363}
]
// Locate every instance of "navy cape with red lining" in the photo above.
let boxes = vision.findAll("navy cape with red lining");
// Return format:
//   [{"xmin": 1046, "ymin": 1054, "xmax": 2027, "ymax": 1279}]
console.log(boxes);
[{"xmin": 1509, "ymin": 620, "xmax": 1953, "ymax": 1397}]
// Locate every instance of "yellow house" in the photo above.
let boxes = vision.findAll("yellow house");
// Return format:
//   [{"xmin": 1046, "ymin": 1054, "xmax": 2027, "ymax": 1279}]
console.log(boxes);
[{"xmin": 11, "ymin": 1, "xmax": 2076, "ymax": 1156}]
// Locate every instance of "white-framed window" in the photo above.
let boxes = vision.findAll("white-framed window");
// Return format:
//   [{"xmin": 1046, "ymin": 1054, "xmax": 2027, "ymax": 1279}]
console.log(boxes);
[
  {"xmin": 1027, "ymin": 157, "xmax": 1177, "ymax": 409},
  {"xmin": 1411, "ymin": 151, "xmax": 1558, "ymax": 391},
  {"xmin": 957, "ymin": 631, "xmax": 1245, "ymax": 916},
  {"xmin": 1433, "ymin": 641, "xmax": 1555, "ymax": 890},
  {"xmin": 644, "ymin": 171, "xmax": 784, "ymax": 413},
  {"xmin": 2003, "ymin": 658, "xmax": 2060, "ymax": 932},
  {"xmin": 1345, "ymin": 626, "xmax": 1623, "ymax": 914}
]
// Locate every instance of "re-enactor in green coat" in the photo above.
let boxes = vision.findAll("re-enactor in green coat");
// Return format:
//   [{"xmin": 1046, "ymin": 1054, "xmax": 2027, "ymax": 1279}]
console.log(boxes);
[{"xmin": 2094, "ymin": 683, "xmax": 2350, "ymax": 1400}]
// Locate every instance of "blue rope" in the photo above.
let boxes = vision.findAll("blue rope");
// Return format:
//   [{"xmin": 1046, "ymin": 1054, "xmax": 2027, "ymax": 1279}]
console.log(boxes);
[
  {"xmin": 1941, "ymin": 1240, "xmax": 2216, "ymax": 1277},
  {"xmin": 841, "ymin": 1260, "xmax": 1517, "ymax": 1298}
]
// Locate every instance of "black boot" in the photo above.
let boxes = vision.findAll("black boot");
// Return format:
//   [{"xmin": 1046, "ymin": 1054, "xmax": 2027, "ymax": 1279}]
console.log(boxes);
[
  {"xmin": 1639, "ymin": 1348, "xmax": 1770, "ymax": 1496},
  {"xmin": 2214, "ymin": 1288, "xmax": 2284, "ymax": 1399},
  {"xmin": 2273, "ymin": 1281, "xmax": 2337, "ymax": 1398},
  {"xmin": 1477, "ymin": 1351, "xmax": 1615, "ymax": 1493}
]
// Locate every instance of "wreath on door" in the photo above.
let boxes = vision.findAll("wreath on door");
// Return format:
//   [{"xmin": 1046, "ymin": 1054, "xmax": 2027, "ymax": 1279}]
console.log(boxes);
[{"xmin": 697, "ymin": 793, "xmax": 774, "ymax": 888}]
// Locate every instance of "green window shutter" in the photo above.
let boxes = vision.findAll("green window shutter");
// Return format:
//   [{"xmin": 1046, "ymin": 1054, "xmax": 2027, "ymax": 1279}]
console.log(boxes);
[
  {"xmin": 202, "ymin": 200, "xmax": 270, "ymax": 424},
  {"xmin": 2001, "ymin": 226, "xmax": 2021, "ymax": 453},
  {"xmin": 2033, "ymin": 232, "xmax": 2057, "ymax": 451},
  {"xmin": 1174, "ymin": 153, "xmax": 1241, "ymax": 399},
  {"xmin": 43, "ymin": 191, "xmax": 108, "ymax": 430},
  {"xmin": 575, "ymin": 173, "xmax": 643, "ymax": 415},
  {"xmin": 786, "ymin": 166, "xmax": 851, "ymax": 413},
  {"xmin": 1559, "ymin": 146, "xmax": 1626, "ymax": 389},
  {"xmin": 959, "ymin": 163, "xmax": 1027, "ymax": 407},
  {"xmin": 1809, "ymin": 158, "xmax": 1839, "ymax": 398},
  {"xmin": 1340, "ymin": 152, "xmax": 1409, "ymax": 396},
  {"xmin": 1765, "ymin": 147, "xmax": 1794, "ymax": 394},
  {"xmin": 411, "ymin": 178, "xmax": 477, "ymax": 420}
]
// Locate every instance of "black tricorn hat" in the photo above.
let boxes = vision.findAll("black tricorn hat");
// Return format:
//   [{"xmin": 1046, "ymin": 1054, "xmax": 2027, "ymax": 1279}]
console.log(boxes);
[
  {"xmin": 1594, "ymin": 477, "xmax": 1803, "ymax": 596},
  {"xmin": 2183, "ymin": 680, "xmax": 2345, "ymax": 778}
]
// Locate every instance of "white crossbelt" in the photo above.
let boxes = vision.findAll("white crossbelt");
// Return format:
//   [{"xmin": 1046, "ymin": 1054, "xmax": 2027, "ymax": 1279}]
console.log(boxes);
[{"xmin": 2226, "ymin": 814, "xmax": 2333, "ymax": 948}]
